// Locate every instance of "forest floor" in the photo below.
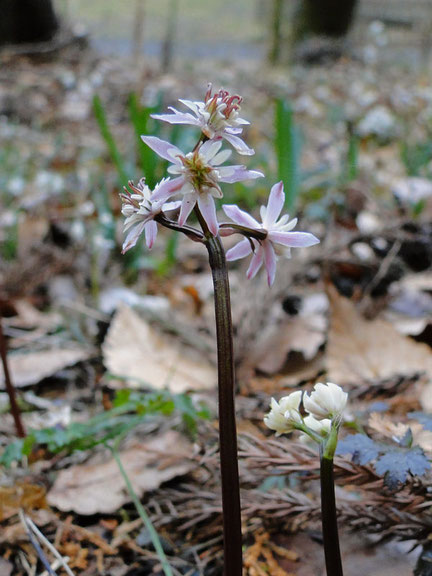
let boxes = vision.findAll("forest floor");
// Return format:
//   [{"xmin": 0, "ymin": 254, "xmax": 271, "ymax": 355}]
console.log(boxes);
[{"xmin": 0, "ymin": 39, "xmax": 432, "ymax": 575}]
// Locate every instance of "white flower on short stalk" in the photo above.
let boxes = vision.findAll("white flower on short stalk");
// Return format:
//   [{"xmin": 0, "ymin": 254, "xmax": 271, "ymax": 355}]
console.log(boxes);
[
  {"xmin": 263, "ymin": 391, "xmax": 303, "ymax": 436},
  {"xmin": 120, "ymin": 178, "xmax": 180, "ymax": 253},
  {"xmin": 223, "ymin": 181, "xmax": 319, "ymax": 286},
  {"xmin": 151, "ymin": 84, "xmax": 254, "ymax": 155},
  {"xmin": 303, "ymin": 382, "xmax": 348, "ymax": 422},
  {"xmin": 142, "ymin": 136, "xmax": 263, "ymax": 236}
]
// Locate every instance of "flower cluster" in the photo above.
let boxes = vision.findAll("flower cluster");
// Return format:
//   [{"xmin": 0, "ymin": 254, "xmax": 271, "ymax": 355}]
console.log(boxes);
[
  {"xmin": 264, "ymin": 382, "xmax": 347, "ymax": 441},
  {"xmin": 121, "ymin": 85, "xmax": 319, "ymax": 285}
]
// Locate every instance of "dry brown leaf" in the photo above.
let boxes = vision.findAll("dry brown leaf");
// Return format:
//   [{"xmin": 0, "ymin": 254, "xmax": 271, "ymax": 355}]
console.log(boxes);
[
  {"xmin": 47, "ymin": 430, "xmax": 195, "ymax": 515},
  {"xmin": 368, "ymin": 413, "xmax": 432, "ymax": 454},
  {"xmin": 102, "ymin": 305, "xmax": 216, "ymax": 393},
  {"xmin": 0, "ymin": 347, "xmax": 91, "ymax": 389},
  {"xmin": 253, "ymin": 314, "xmax": 326, "ymax": 375},
  {"xmin": 326, "ymin": 285, "xmax": 432, "ymax": 395}
]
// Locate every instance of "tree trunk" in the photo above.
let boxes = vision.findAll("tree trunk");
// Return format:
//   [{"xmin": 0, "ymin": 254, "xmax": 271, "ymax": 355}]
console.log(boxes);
[
  {"xmin": 0, "ymin": 0, "xmax": 59, "ymax": 46},
  {"xmin": 294, "ymin": 0, "xmax": 358, "ymax": 40}
]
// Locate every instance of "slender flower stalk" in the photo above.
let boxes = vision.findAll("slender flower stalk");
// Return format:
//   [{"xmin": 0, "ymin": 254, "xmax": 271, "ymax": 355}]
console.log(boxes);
[
  {"xmin": 0, "ymin": 318, "xmax": 25, "ymax": 438},
  {"xmin": 320, "ymin": 429, "xmax": 344, "ymax": 576},
  {"xmin": 120, "ymin": 84, "xmax": 320, "ymax": 575},
  {"xmin": 205, "ymin": 230, "xmax": 243, "ymax": 576},
  {"xmin": 264, "ymin": 382, "xmax": 347, "ymax": 576}
]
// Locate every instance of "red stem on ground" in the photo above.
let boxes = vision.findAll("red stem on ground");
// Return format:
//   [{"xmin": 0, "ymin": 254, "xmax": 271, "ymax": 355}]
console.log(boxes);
[{"xmin": 0, "ymin": 318, "xmax": 26, "ymax": 438}]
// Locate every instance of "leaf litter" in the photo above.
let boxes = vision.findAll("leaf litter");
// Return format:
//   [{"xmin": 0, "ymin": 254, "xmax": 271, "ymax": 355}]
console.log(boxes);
[{"xmin": 1, "ymin": 36, "xmax": 432, "ymax": 576}]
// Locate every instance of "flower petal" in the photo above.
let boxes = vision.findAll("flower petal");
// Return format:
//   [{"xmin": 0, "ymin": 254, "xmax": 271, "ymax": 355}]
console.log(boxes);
[
  {"xmin": 122, "ymin": 221, "xmax": 146, "ymax": 254},
  {"xmin": 222, "ymin": 204, "xmax": 260, "ymax": 228},
  {"xmin": 151, "ymin": 176, "xmax": 184, "ymax": 205},
  {"xmin": 218, "ymin": 165, "xmax": 264, "ymax": 184},
  {"xmin": 212, "ymin": 148, "xmax": 232, "ymax": 166},
  {"xmin": 223, "ymin": 132, "xmax": 255, "ymax": 156},
  {"xmin": 178, "ymin": 99, "xmax": 201, "ymax": 115},
  {"xmin": 225, "ymin": 238, "xmax": 253, "ymax": 261},
  {"xmin": 246, "ymin": 246, "xmax": 263, "ymax": 279},
  {"xmin": 178, "ymin": 194, "xmax": 196, "ymax": 226},
  {"xmin": 151, "ymin": 110, "xmax": 199, "ymax": 126},
  {"xmin": 141, "ymin": 136, "xmax": 182, "ymax": 162},
  {"xmin": 263, "ymin": 181, "xmax": 285, "ymax": 227},
  {"xmin": 144, "ymin": 220, "xmax": 158, "ymax": 249},
  {"xmin": 263, "ymin": 241, "xmax": 277, "ymax": 286},
  {"xmin": 197, "ymin": 194, "xmax": 219, "ymax": 236},
  {"xmin": 199, "ymin": 139, "xmax": 222, "ymax": 161},
  {"xmin": 268, "ymin": 231, "xmax": 320, "ymax": 248}
]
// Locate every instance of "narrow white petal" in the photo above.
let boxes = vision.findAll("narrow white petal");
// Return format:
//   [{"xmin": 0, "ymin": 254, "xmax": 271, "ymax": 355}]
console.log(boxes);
[
  {"xmin": 246, "ymin": 246, "xmax": 264, "ymax": 279},
  {"xmin": 222, "ymin": 204, "xmax": 260, "ymax": 228},
  {"xmin": 141, "ymin": 136, "xmax": 182, "ymax": 162},
  {"xmin": 264, "ymin": 181, "xmax": 285, "ymax": 227},
  {"xmin": 178, "ymin": 195, "xmax": 196, "ymax": 226},
  {"xmin": 219, "ymin": 165, "xmax": 264, "ymax": 184},
  {"xmin": 225, "ymin": 238, "xmax": 253, "ymax": 261},
  {"xmin": 197, "ymin": 194, "xmax": 219, "ymax": 236},
  {"xmin": 151, "ymin": 111, "xmax": 199, "ymax": 126},
  {"xmin": 144, "ymin": 221, "xmax": 158, "ymax": 249},
  {"xmin": 212, "ymin": 148, "xmax": 232, "ymax": 166},
  {"xmin": 223, "ymin": 132, "xmax": 255, "ymax": 156},
  {"xmin": 200, "ymin": 139, "xmax": 222, "ymax": 161},
  {"xmin": 263, "ymin": 241, "xmax": 277, "ymax": 286},
  {"xmin": 122, "ymin": 221, "xmax": 146, "ymax": 253},
  {"xmin": 268, "ymin": 231, "xmax": 320, "ymax": 248}
]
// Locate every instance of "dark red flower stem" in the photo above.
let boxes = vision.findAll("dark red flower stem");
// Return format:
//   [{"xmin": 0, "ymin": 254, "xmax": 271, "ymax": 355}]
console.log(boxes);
[
  {"xmin": 320, "ymin": 448, "xmax": 344, "ymax": 576},
  {"xmin": 0, "ymin": 318, "xmax": 26, "ymax": 438},
  {"xmin": 203, "ymin": 222, "xmax": 242, "ymax": 575}
]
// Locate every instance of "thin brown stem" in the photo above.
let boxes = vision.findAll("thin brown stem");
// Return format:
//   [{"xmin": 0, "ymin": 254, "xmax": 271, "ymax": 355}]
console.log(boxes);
[
  {"xmin": 0, "ymin": 318, "xmax": 26, "ymax": 437},
  {"xmin": 205, "ymin": 232, "xmax": 243, "ymax": 576}
]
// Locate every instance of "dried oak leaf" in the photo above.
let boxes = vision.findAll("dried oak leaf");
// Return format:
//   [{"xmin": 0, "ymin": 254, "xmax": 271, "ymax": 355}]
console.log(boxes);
[
  {"xmin": 102, "ymin": 304, "xmax": 216, "ymax": 393},
  {"xmin": 0, "ymin": 347, "xmax": 91, "ymax": 389},
  {"xmin": 47, "ymin": 430, "xmax": 195, "ymax": 515},
  {"xmin": 326, "ymin": 285, "xmax": 432, "ymax": 406}
]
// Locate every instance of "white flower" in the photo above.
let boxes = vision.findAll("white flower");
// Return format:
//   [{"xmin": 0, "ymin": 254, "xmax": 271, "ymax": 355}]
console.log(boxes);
[
  {"xmin": 120, "ymin": 178, "xmax": 180, "ymax": 253},
  {"xmin": 303, "ymin": 414, "xmax": 331, "ymax": 436},
  {"xmin": 142, "ymin": 136, "xmax": 263, "ymax": 236},
  {"xmin": 264, "ymin": 391, "xmax": 302, "ymax": 436},
  {"xmin": 303, "ymin": 382, "xmax": 348, "ymax": 422},
  {"xmin": 223, "ymin": 181, "xmax": 319, "ymax": 286},
  {"xmin": 151, "ymin": 84, "xmax": 254, "ymax": 155}
]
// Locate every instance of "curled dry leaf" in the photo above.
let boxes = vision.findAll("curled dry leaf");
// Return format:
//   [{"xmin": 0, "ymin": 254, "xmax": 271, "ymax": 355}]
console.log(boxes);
[
  {"xmin": 47, "ymin": 431, "xmax": 195, "ymax": 515},
  {"xmin": 102, "ymin": 304, "xmax": 216, "ymax": 392},
  {"xmin": 326, "ymin": 285, "xmax": 432, "ymax": 406}
]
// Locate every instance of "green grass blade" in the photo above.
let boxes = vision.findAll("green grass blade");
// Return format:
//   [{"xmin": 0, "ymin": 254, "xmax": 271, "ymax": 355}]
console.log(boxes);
[
  {"xmin": 275, "ymin": 99, "xmax": 301, "ymax": 210},
  {"xmin": 93, "ymin": 94, "xmax": 128, "ymax": 185}
]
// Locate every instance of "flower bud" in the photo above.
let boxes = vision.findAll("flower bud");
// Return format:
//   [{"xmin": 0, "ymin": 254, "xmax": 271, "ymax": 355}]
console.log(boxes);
[
  {"xmin": 264, "ymin": 391, "xmax": 302, "ymax": 436},
  {"xmin": 303, "ymin": 382, "xmax": 347, "ymax": 422}
]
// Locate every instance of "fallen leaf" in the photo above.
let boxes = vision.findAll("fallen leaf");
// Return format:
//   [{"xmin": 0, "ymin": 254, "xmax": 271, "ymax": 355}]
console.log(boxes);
[
  {"xmin": 102, "ymin": 305, "xmax": 216, "ymax": 393},
  {"xmin": 47, "ymin": 431, "xmax": 195, "ymax": 515},
  {"xmin": 0, "ymin": 347, "xmax": 91, "ymax": 389},
  {"xmin": 326, "ymin": 285, "xmax": 432, "ymax": 391},
  {"xmin": 247, "ymin": 293, "xmax": 327, "ymax": 375}
]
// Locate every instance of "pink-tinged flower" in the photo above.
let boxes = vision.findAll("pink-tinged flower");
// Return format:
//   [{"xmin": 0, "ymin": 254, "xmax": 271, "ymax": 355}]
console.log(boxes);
[
  {"xmin": 151, "ymin": 84, "xmax": 254, "ymax": 156},
  {"xmin": 120, "ymin": 178, "xmax": 180, "ymax": 253},
  {"xmin": 223, "ymin": 181, "xmax": 319, "ymax": 286},
  {"xmin": 141, "ymin": 136, "xmax": 263, "ymax": 236}
]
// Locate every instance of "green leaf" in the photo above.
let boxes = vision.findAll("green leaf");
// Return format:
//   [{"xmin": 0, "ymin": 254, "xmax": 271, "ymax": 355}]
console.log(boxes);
[
  {"xmin": 275, "ymin": 99, "xmax": 301, "ymax": 210},
  {"xmin": 93, "ymin": 94, "xmax": 128, "ymax": 185}
]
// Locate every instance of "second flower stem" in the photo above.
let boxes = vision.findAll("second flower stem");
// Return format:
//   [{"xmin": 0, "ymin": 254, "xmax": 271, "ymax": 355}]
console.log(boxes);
[
  {"xmin": 205, "ymin": 233, "xmax": 243, "ymax": 576},
  {"xmin": 320, "ymin": 447, "xmax": 344, "ymax": 576}
]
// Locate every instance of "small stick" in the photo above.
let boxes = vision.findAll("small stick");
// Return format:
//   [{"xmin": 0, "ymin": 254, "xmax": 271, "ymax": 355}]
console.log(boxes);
[
  {"xmin": 0, "ymin": 318, "xmax": 25, "ymax": 437},
  {"xmin": 19, "ymin": 511, "xmax": 59, "ymax": 576},
  {"xmin": 22, "ymin": 512, "xmax": 76, "ymax": 576}
]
